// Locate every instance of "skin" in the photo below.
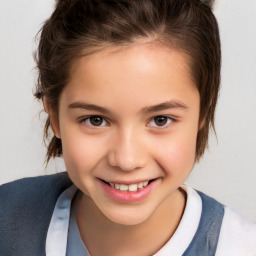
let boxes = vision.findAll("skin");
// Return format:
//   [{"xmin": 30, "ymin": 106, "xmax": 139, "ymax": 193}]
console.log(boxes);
[{"xmin": 46, "ymin": 43, "xmax": 201, "ymax": 256}]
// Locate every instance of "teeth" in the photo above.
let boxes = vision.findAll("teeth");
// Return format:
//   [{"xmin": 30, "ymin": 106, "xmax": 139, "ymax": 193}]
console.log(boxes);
[
  {"xmin": 108, "ymin": 180, "xmax": 151, "ymax": 192},
  {"xmin": 138, "ymin": 182, "xmax": 144, "ymax": 189},
  {"xmin": 128, "ymin": 184, "xmax": 138, "ymax": 192},
  {"xmin": 143, "ymin": 181, "xmax": 149, "ymax": 187},
  {"xmin": 119, "ymin": 184, "xmax": 128, "ymax": 191}
]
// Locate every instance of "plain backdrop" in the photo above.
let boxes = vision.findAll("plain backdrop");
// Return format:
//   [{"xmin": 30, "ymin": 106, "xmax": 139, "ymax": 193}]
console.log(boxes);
[{"xmin": 0, "ymin": 0, "xmax": 256, "ymax": 221}]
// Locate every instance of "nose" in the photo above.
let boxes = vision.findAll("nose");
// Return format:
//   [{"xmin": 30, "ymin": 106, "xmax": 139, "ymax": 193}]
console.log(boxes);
[{"xmin": 108, "ymin": 128, "xmax": 147, "ymax": 171}]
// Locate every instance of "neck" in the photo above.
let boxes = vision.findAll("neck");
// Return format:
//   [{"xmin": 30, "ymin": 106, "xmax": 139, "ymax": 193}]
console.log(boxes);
[{"xmin": 76, "ymin": 188, "xmax": 186, "ymax": 256}]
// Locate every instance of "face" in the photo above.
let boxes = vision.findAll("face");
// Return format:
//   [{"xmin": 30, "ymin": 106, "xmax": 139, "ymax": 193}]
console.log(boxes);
[{"xmin": 51, "ymin": 43, "xmax": 200, "ymax": 226}]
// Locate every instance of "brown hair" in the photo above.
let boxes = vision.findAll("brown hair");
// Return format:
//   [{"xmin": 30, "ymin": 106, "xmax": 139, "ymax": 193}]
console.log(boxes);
[{"xmin": 34, "ymin": 0, "xmax": 221, "ymax": 163}]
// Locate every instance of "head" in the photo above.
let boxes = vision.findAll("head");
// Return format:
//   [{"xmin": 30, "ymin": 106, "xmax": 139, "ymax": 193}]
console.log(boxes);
[
  {"xmin": 35, "ymin": 0, "xmax": 221, "ymax": 225},
  {"xmin": 35, "ymin": 0, "xmax": 221, "ymax": 165}
]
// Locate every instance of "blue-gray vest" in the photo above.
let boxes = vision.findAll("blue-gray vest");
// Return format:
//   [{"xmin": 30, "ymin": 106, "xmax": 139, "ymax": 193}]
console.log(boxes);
[{"xmin": 0, "ymin": 172, "xmax": 224, "ymax": 256}]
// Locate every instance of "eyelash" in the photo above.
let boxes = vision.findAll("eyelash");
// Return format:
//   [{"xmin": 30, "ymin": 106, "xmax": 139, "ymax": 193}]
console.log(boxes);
[
  {"xmin": 79, "ymin": 116, "xmax": 109, "ymax": 128},
  {"xmin": 79, "ymin": 115, "xmax": 176, "ymax": 129},
  {"xmin": 147, "ymin": 116, "xmax": 175, "ymax": 128}
]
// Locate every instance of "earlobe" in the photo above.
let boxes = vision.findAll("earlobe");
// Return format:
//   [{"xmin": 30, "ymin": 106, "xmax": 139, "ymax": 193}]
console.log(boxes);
[{"xmin": 43, "ymin": 97, "xmax": 61, "ymax": 139}]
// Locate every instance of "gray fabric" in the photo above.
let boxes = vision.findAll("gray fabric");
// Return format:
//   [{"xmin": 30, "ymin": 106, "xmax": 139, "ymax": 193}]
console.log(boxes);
[
  {"xmin": 0, "ymin": 172, "xmax": 224, "ymax": 256},
  {"xmin": 0, "ymin": 172, "xmax": 72, "ymax": 256},
  {"xmin": 66, "ymin": 189, "xmax": 224, "ymax": 256},
  {"xmin": 182, "ymin": 191, "xmax": 224, "ymax": 256}
]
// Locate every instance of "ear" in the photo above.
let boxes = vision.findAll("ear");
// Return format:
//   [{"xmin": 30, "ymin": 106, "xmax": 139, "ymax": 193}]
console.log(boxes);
[{"xmin": 43, "ymin": 97, "xmax": 61, "ymax": 139}]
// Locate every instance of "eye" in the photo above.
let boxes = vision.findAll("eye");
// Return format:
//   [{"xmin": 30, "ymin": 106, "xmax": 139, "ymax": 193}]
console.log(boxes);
[
  {"xmin": 148, "ymin": 116, "xmax": 173, "ymax": 128},
  {"xmin": 82, "ymin": 116, "xmax": 108, "ymax": 127}
]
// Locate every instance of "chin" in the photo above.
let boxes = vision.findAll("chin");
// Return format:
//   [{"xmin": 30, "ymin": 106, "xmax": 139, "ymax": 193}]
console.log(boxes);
[
  {"xmin": 108, "ymin": 214, "xmax": 150, "ymax": 226},
  {"xmin": 102, "ymin": 206, "xmax": 154, "ymax": 226}
]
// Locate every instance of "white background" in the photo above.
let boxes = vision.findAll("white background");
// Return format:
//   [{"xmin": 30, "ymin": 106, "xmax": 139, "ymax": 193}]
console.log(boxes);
[{"xmin": 0, "ymin": 0, "xmax": 256, "ymax": 221}]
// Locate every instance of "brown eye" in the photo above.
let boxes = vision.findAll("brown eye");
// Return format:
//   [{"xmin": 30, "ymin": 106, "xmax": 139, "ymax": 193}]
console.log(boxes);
[
  {"xmin": 84, "ymin": 116, "xmax": 107, "ymax": 127},
  {"xmin": 90, "ymin": 116, "xmax": 103, "ymax": 126},
  {"xmin": 148, "ymin": 116, "xmax": 172, "ymax": 128},
  {"xmin": 154, "ymin": 116, "xmax": 168, "ymax": 126}
]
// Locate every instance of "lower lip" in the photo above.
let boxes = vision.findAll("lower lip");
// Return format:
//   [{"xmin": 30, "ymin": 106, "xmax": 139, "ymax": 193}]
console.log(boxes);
[{"xmin": 98, "ymin": 179, "xmax": 159, "ymax": 203}]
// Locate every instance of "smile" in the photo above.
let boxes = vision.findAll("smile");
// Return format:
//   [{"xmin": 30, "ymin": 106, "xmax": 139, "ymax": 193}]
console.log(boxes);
[
  {"xmin": 109, "ymin": 181, "xmax": 150, "ymax": 192},
  {"xmin": 98, "ymin": 178, "xmax": 159, "ymax": 203}
]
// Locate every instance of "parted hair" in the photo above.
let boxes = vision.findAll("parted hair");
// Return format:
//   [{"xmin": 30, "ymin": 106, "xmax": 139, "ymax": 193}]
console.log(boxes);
[{"xmin": 34, "ymin": 0, "xmax": 221, "ymax": 164}]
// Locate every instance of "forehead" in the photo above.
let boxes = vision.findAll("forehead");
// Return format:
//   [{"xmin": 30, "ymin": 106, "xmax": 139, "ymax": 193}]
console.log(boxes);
[
  {"xmin": 71, "ymin": 43, "xmax": 193, "ymax": 80},
  {"xmin": 62, "ymin": 43, "xmax": 198, "ymax": 109}
]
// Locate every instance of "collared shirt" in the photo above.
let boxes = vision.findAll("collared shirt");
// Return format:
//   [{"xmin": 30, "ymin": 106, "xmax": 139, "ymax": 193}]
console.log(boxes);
[{"xmin": 45, "ymin": 184, "xmax": 256, "ymax": 256}]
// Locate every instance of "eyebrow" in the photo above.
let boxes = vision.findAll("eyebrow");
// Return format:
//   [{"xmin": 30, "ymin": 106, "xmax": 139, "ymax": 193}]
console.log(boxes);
[
  {"xmin": 140, "ymin": 101, "xmax": 188, "ymax": 114},
  {"xmin": 68, "ymin": 102, "xmax": 111, "ymax": 115},
  {"xmin": 68, "ymin": 100, "xmax": 188, "ymax": 115}
]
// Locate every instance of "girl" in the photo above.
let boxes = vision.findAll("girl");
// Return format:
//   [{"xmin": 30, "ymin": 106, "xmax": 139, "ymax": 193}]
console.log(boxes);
[{"xmin": 1, "ymin": 0, "xmax": 256, "ymax": 255}]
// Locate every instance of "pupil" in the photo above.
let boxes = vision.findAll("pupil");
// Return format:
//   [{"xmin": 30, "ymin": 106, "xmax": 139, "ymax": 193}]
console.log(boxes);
[
  {"xmin": 154, "ymin": 116, "xmax": 167, "ymax": 126},
  {"xmin": 90, "ymin": 116, "xmax": 103, "ymax": 126}
]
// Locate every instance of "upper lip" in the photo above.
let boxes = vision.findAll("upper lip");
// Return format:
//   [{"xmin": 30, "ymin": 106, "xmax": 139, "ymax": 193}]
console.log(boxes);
[{"xmin": 98, "ymin": 178, "xmax": 158, "ymax": 185}]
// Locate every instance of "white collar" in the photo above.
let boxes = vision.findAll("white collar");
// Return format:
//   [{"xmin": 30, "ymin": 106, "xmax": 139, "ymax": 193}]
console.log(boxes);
[
  {"xmin": 46, "ymin": 185, "xmax": 77, "ymax": 256},
  {"xmin": 154, "ymin": 185, "xmax": 202, "ymax": 256},
  {"xmin": 45, "ymin": 184, "xmax": 202, "ymax": 256}
]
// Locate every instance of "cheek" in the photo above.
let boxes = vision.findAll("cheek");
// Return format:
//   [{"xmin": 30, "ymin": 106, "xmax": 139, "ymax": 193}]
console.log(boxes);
[
  {"xmin": 61, "ymin": 128, "xmax": 93, "ymax": 173},
  {"xmin": 61, "ymin": 126, "xmax": 109, "ymax": 173},
  {"xmin": 60, "ymin": 132, "xmax": 102, "ymax": 194},
  {"xmin": 154, "ymin": 132, "xmax": 197, "ymax": 177},
  {"xmin": 172, "ymin": 138, "xmax": 196, "ymax": 170}
]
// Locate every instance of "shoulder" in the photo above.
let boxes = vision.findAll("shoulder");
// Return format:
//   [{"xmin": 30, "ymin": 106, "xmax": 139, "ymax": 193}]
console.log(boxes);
[
  {"xmin": 0, "ymin": 172, "xmax": 73, "ymax": 255},
  {"xmin": 0, "ymin": 172, "xmax": 72, "ymax": 216},
  {"xmin": 0, "ymin": 171, "xmax": 70, "ymax": 188},
  {"xmin": 186, "ymin": 187, "xmax": 256, "ymax": 255},
  {"xmin": 216, "ymin": 206, "xmax": 256, "ymax": 256},
  {"xmin": 0, "ymin": 172, "xmax": 72, "ymax": 204}
]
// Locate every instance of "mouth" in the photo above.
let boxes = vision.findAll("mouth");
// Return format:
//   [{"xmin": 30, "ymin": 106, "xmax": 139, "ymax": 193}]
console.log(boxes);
[
  {"xmin": 99, "ymin": 178, "xmax": 157, "ymax": 192},
  {"xmin": 98, "ymin": 178, "xmax": 160, "ymax": 203}
]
